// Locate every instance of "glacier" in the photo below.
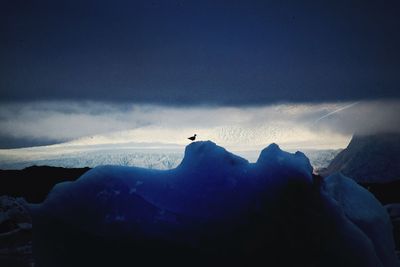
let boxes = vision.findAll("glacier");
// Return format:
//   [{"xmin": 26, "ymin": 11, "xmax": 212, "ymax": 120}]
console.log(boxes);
[
  {"xmin": 0, "ymin": 145, "xmax": 184, "ymax": 170},
  {"xmin": 30, "ymin": 141, "xmax": 399, "ymax": 267},
  {"xmin": 0, "ymin": 143, "xmax": 339, "ymax": 171}
]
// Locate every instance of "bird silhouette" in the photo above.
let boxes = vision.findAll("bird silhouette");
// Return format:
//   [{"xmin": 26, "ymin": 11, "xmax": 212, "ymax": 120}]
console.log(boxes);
[{"xmin": 188, "ymin": 134, "xmax": 197, "ymax": 141}]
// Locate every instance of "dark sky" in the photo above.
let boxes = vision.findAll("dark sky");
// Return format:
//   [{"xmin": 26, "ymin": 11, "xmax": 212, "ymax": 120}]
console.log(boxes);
[{"xmin": 1, "ymin": 0, "xmax": 400, "ymax": 105}]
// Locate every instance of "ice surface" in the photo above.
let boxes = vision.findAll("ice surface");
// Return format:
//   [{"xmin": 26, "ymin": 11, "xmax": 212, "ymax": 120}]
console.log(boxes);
[
  {"xmin": 257, "ymin": 143, "xmax": 313, "ymax": 181},
  {"xmin": 30, "ymin": 141, "xmax": 399, "ymax": 267},
  {"xmin": 323, "ymin": 173, "xmax": 399, "ymax": 267},
  {"xmin": 0, "ymin": 147, "xmax": 184, "ymax": 170},
  {"xmin": 0, "ymin": 143, "xmax": 339, "ymax": 170},
  {"xmin": 386, "ymin": 204, "xmax": 400, "ymax": 220}
]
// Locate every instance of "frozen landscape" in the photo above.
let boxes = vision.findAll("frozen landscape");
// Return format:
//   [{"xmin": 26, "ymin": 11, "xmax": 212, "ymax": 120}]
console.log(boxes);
[
  {"xmin": 28, "ymin": 141, "xmax": 399, "ymax": 267},
  {"xmin": 0, "ymin": 141, "xmax": 340, "ymax": 171},
  {"xmin": 2, "ymin": 1, "xmax": 400, "ymax": 266}
]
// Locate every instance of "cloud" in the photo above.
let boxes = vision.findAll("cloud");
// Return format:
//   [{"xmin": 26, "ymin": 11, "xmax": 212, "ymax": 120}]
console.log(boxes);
[
  {"xmin": 2, "ymin": 1, "xmax": 400, "ymax": 106},
  {"xmin": 312, "ymin": 100, "xmax": 400, "ymax": 135},
  {"xmin": 0, "ymin": 100, "xmax": 399, "ymax": 149}
]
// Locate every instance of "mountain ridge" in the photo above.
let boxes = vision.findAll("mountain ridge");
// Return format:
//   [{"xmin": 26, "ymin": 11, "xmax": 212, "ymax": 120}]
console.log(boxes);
[{"xmin": 320, "ymin": 132, "xmax": 400, "ymax": 183}]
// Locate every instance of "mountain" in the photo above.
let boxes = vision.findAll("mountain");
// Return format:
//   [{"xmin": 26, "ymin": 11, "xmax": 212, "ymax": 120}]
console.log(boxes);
[{"xmin": 320, "ymin": 133, "xmax": 400, "ymax": 183}]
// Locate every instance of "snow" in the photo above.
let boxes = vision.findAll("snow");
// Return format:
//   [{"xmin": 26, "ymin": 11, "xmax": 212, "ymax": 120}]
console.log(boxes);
[
  {"xmin": 30, "ymin": 141, "xmax": 399, "ymax": 266},
  {"xmin": 0, "ymin": 146, "xmax": 184, "ymax": 170},
  {"xmin": 322, "ymin": 133, "xmax": 400, "ymax": 183},
  {"xmin": 0, "ymin": 142, "xmax": 340, "ymax": 171}
]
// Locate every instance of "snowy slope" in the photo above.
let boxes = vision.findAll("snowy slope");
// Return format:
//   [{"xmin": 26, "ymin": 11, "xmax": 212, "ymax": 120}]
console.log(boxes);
[{"xmin": 322, "ymin": 133, "xmax": 400, "ymax": 182}]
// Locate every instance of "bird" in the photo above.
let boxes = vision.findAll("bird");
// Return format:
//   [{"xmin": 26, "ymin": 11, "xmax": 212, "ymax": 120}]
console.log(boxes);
[{"xmin": 188, "ymin": 134, "xmax": 197, "ymax": 141}]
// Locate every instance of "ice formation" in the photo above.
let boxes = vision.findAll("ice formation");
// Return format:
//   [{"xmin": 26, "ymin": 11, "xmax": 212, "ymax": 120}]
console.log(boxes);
[
  {"xmin": 323, "ymin": 173, "xmax": 398, "ymax": 267},
  {"xmin": 30, "ymin": 141, "xmax": 399, "ymax": 267}
]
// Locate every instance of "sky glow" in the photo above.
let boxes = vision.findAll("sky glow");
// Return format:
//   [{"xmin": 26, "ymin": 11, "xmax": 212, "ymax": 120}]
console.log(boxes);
[{"xmin": 1, "ymin": 100, "xmax": 399, "ymax": 151}]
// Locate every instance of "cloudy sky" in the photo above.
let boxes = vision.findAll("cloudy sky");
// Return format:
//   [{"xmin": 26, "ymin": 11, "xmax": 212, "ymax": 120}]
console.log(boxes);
[{"xmin": 1, "ymin": 0, "xmax": 399, "ymax": 149}]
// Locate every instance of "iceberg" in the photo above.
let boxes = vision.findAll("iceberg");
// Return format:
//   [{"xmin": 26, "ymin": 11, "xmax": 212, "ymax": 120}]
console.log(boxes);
[
  {"xmin": 30, "ymin": 141, "xmax": 399, "ymax": 267},
  {"xmin": 323, "ymin": 173, "xmax": 398, "ymax": 267}
]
